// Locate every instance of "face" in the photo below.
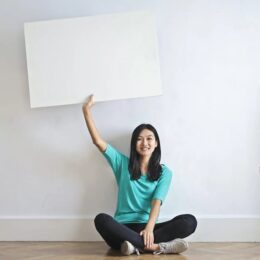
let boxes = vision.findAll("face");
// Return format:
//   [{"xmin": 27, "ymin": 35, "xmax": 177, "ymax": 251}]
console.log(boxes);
[{"xmin": 136, "ymin": 129, "xmax": 158, "ymax": 157}]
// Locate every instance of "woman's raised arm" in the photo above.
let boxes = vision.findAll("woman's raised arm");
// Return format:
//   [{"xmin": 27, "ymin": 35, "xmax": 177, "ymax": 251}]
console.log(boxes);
[{"xmin": 82, "ymin": 95, "xmax": 107, "ymax": 152}]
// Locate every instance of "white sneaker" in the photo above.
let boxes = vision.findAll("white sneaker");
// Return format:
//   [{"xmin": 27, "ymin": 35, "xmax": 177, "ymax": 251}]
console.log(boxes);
[
  {"xmin": 153, "ymin": 238, "xmax": 189, "ymax": 255},
  {"xmin": 120, "ymin": 241, "xmax": 140, "ymax": 255}
]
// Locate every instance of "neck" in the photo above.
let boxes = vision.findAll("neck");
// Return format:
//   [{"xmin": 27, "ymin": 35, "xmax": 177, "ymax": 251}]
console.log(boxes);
[{"xmin": 139, "ymin": 156, "xmax": 150, "ymax": 173}]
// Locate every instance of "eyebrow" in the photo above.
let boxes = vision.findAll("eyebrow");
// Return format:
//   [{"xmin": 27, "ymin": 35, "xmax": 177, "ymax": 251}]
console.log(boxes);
[{"xmin": 138, "ymin": 135, "xmax": 154, "ymax": 138}]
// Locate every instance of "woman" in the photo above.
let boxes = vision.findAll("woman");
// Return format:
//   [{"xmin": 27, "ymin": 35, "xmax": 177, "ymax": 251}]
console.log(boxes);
[{"xmin": 82, "ymin": 95, "xmax": 197, "ymax": 255}]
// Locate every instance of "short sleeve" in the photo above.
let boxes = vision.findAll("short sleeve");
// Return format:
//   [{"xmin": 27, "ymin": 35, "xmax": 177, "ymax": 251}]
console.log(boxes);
[
  {"xmin": 102, "ymin": 144, "xmax": 126, "ymax": 182},
  {"xmin": 152, "ymin": 166, "xmax": 172, "ymax": 205}
]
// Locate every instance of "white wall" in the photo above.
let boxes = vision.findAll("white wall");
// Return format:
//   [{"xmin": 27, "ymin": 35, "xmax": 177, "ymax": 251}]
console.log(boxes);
[{"xmin": 0, "ymin": 0, "xmax": 260, "ymax": 241}]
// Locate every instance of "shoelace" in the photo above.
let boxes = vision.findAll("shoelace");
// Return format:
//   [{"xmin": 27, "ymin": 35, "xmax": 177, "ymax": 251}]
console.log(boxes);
[
  {"xmin": 153, "ymin": 243, "xmax": 168, "ymax": 255},
  {"xmin": 153, "ymin": 250, "xmax": 163, "ymax": 255},
  {"xmin": 135, "ymin": 248, "xmax": 140, "ymax": 255}
]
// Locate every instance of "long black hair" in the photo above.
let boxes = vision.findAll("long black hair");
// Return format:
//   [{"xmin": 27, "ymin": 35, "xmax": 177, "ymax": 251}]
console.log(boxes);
[{"xmin": 128, "ymin": 124, "xmax": 162, "ymax": 181}]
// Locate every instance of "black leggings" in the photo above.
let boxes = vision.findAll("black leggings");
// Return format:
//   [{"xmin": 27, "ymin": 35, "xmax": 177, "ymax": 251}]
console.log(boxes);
[{"xmin": 94, "ymin": 213, "xmax": 197, "ymax": 250}]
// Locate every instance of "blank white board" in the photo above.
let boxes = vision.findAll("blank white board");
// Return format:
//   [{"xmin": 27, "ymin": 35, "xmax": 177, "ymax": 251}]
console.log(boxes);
[{"xmin": 24, "ymin": 11, "xmax": 162, "ymax": 108}]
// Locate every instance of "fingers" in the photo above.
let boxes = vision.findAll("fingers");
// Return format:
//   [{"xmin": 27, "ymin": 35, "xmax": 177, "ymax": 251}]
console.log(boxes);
[
  {"xmin": 140, "ymin": 231, "xmax": 147, "ymax": 246},
  {"xmin": 147, "ymin": 234, "xmax": 153, "ymax": 248},
  {"xmin": 87, "ymin": 94, "xmax": 94, "ymax": 104},
  {"xmin": 141, "ymin": 231, "xmax": 154, "ymax": 248},
  {"xmin": 83, "ymin": 94, "xmax": 94, "ymax": 109}
]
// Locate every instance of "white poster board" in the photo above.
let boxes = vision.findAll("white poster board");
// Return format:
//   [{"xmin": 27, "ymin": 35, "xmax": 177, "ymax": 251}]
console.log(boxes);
[{"xmin": 24, "ymin": 11, "xmax": 162, "ymax": 108}]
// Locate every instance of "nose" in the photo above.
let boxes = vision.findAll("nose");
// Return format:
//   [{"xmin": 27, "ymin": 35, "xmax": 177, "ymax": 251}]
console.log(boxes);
[{"xmin": 142, "ymin": 139, "xmax": 148, "ymax": 146}]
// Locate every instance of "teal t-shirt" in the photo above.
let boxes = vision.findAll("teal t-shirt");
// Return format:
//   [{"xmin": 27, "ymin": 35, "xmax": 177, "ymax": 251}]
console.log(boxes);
[{"xmin": 102, "ymin": 144, "xmax": 173, "ymax": 224}]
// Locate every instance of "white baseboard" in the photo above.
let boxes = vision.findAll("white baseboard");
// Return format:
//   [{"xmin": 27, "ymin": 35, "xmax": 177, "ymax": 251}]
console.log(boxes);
[{"xmin": 0, "ymin": 217, "xmax": 259, "ymax": 242}]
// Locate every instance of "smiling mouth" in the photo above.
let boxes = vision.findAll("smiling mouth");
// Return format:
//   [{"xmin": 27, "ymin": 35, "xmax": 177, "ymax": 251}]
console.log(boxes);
[{"xmin": 140, "ymin": 147, "xmax": 150, "ymax": 151}]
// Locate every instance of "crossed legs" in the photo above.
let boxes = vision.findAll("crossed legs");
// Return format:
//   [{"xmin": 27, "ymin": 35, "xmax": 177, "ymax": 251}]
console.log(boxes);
[{"xmin": 94, "ymin": 213, "xmax": 197, "ymax": 251}]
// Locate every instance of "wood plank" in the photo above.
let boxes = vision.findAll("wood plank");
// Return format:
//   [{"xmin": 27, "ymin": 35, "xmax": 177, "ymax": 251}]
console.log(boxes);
[{"xmin": 0, "ymin": 242, "xmax": 259, "ymax": 260}]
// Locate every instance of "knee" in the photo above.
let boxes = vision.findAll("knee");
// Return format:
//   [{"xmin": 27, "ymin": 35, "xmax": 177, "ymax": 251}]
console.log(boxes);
[
  {"xmin": 94, "ymin": 213, "xmax": 112, "ymax": 228},
  {"xmin": 183, "ymin": 214, "xmax": 197, "ymax": 234}
]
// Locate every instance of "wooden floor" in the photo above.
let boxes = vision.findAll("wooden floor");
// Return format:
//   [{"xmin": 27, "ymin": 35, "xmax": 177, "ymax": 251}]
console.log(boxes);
[{"xmin": 0, "ymin": 242, "xmax": 259, "ymax": 260}]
